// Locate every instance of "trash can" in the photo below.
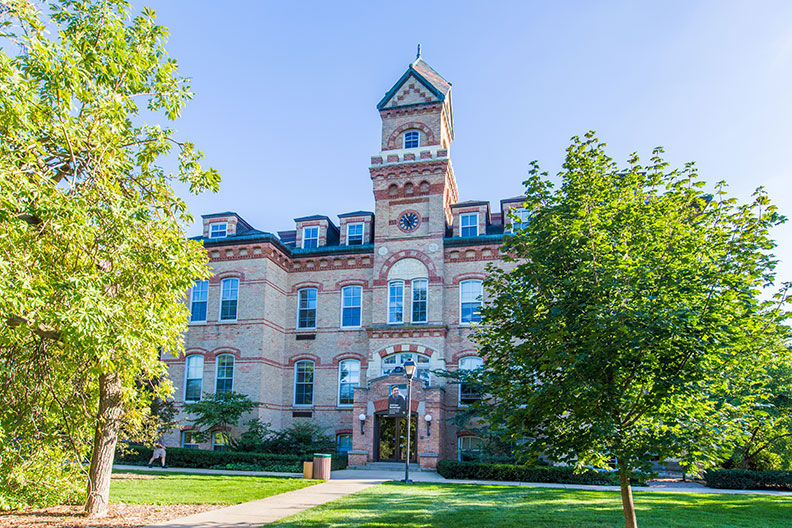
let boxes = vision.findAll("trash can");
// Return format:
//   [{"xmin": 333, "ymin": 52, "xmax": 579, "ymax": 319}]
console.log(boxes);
[
  {"xmin": 312, "ymin": 453, "xmax": 332, "ymax": 480},
  {"xmin": 303, "ymin": 461, "xmax": 313, "ymax": 479}
]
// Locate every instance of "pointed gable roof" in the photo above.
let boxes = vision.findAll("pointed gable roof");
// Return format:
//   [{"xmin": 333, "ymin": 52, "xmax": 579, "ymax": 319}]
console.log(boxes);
[{"xmin": 377, "ymin": 58, "xmax": 452, "ymax": 110}]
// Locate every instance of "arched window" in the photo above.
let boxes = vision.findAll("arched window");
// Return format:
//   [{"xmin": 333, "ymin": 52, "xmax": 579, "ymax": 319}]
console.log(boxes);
[
  {"xmin": 411, "ymin": 279, "xmax": 428, "ymax": 323},
  {"xmin": 404, "ymin": 130, "xmax": 420, "ymax": 149},
  {"xmin": 336, "ymin": 433, "xmax": 352, "ymax": 454},
  {"xmin": 382, "ymin": 352, "xmax": 430, "ymax": 382},
  {"xmin": 341, "ymin": 285, "xmax": 362, "ymax": 328},
  {"xmin": 388, "ymin": 184, "xmax": 398, "ymax": 197},
  {"xmin": 294, "ymin": 360, "xmax": 314, "ymax": 406},
  {"xmin": 419, "ymin": 181, "xmax": 430, "ymax": 194},
  {"xmin": 387, "ymin": 281, "xmax": 404, "ymax": 324},
  {"xmin": 219, "ymin": 278, "xmax": 239, "ymax": 321},
  {"xmin": 404, "ymin": 182, "xmax": 414, "ymax": 195},
  {"xmin": 338, "ymin": 359, "xmax": 360, "ymax": 406},
  {"xmin": 215, "ymin": 354, "xmax": 234, "ymax": 394},
  {"xmin": 297, "ymin": 288, "xmax": 317, "ymax": 329},
  {"xmin": 459, "ymin": 356, "xmax": 484, "ymax": 405},
  {"xmin": 184, "ymin": 354, "xmax": 204, "ymax": 402},
  {"xmin": 190, "ymin": 280, "xmax": 208, "ymax": 322},
  {"xmin": 459, "ymin": 280, "xmax": 483, "ymax": 324},
  {"xmin": 458, "ymin": 436, "xmax": 484, "ymax": 461}
]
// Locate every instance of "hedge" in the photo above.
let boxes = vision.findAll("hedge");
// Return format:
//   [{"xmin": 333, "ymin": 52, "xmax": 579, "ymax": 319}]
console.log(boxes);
[
  {"xmin": 437, "ymin": 460, "xmax": 646, "ymax": 486},
  {"xmin": 115, "ymin": 445, "xmax": 347, "ymax": 472},
  {"xmin": 704, "ymin": 469, "xmax": 792, "ymax": 491}
]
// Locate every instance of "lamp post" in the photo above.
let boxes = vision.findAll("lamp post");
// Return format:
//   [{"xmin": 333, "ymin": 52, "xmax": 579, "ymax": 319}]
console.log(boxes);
[{"xmin": 402, "ymin": 359, "xmax": 416, "ymax": 483}]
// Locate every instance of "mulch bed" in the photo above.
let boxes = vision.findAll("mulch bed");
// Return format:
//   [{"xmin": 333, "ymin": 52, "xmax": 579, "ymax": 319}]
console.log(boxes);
[{"xmin": 0, "ymin": 503, "xmax": 221, "ymax": 528}]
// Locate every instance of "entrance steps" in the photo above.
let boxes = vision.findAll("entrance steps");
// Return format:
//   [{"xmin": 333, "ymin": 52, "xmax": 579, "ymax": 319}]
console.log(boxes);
[{"xmin": 351, "ymin": 461, "xmax": 425, "ymax": 471}]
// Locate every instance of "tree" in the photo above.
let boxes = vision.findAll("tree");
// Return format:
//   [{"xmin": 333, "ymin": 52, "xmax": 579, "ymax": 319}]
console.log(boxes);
[
  {"xmin": 473, "ymin": 133, "xmax": 790, "ymax": 528},
  {"xmin": 183, "ymin": 392, "xmax": 256, "ymax": 446},
  {"xmin": 0, "ymin": 0, "xmax": 218, "ymax": 516}
]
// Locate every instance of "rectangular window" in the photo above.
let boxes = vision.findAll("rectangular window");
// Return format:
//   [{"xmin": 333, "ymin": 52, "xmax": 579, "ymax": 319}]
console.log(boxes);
[
  {"xmin": 212, "ymin": 431, "xmax": 228, "ymax": 451},
  {"xmin": 182, "ymin": 431, "xmax": 199, "ymax": 449},
  {"xmin": 297, "ymin": 288, "xmax": 317, "ymax": 329},
  {"xmin": 338, "ymin": 359, "xmax": 360, "ymax": 406},
  {"xmin": 302, "ymin": 226, "xmax": 319, "ymax": 248},
  {"xmin": 215, "ymin": 355, "xmax": 234, "ymax": 394},
  {"xmin": 411, "ymin": 279, "xmax": 428, "ymax": 323},
  {"xmin": 209, "ymin": 222, "xmax": 227, "ymax": 239},
  {"xmin": 510, "ymin": 208, "xmax": 530, "ymax": 232},
  {"xmin": 460, "ymin": 280, "xmax": 483, "ymax": 324},
  {"xmin": 220, "ymin": 278, "xmax": 239, "ymax": 321},
  {"xmin": 336, "ymin": 433, "xmax": 353, "ymax": 454},
  {"xmin": 388, "ymin": 281, "xmax": 404, "ymax": 324},
  {"xmin": 294, "ymin": 361, "xmax": 314, "ymax": 406},
  {"xmin": 346, "ymin": 223, "xmax": 364, "ymax": 245},
  {"xmin": 341, "ymin": 286, "xmax": 362, "ymax": 327},
  {"xmin": 190, "ymin": 280, "xmax": 208, "ymax": 322},
  {"xmin": 460, "ymin": 213, "xmax": 479, "ymax": 237},
  {"xmin": 459, "ymin": 356, "xmax": 484, "ymax": 405},
  {"xmin": 184, "ymin": 355, "xmax": 203, "ymax": 402}
]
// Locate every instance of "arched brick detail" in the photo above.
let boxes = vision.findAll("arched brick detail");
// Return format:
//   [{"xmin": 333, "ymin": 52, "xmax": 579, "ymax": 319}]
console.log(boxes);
[
  {"xmin": 291, "ymin": 281, "xmax": 323, "ymax": 293},
  {"xmin": 335, "ymin": 279, "xmax": 367, "ymax": 290},
  {"xmin": 181, "ymin": 424, "xmax": 200, "ymax": 431},
  {"xmin": 451, "ymin": 349, "xmax": 482, "ymax": 363},
  {"xmin": 183, "ymin": 347, "xmax": 209, "ymax": 359},
  {"xmin": 457, "ymin": 430, "xmax": 478, "ymax": 438},
  {"xmin": 377, "ymin": 250, "xmax": 439, "ymax": 283},
  {"xmin": 211, "ymin": 271, "xmax": 245, "ymax": 283},
  {"xmin": 336, "ymin": 428, "xmax": 352, "ymax": 435},
  {"xmin": 452, "ymin": 272, "xmax": 486, "ymax": 285},
  {"xmin": 288, "ymin": 354, "xmax": 321, "ymax": 366},
  {"xmin": 386, "ymin": 121, "xmax": 437, "ymax": 150},
  {"xmin": 375, "ymin": 343, "xmax": 437, "ymax": 358},
  {"xmin": 333, "ymin": 352, "xmax": 367, "ymax": 367},
  {"xmin": 206, "ymin": 348, "xmax": 242, "ymax": 361}
]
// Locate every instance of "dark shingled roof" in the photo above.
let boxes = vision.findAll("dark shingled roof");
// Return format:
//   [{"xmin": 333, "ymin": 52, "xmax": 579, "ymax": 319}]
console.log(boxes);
[
  {"xmin": 411, "ymin": 58, "xmax": 451, "ymax": 96},
  {"xmin": 338, "ymin": 210, "xmax": 374, "ymax": 218},
  {"xmin": 451, "ymin": 200, "xmax": 490, "ymax": 208}
]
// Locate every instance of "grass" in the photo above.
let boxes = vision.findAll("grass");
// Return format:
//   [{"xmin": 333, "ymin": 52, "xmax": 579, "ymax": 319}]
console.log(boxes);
[
  {"xmin": 266, "ymin": 482, "xmax": 792, "ymax": 528},
  {"xmin": 110, "ymin": 470, "xmax": 317, "ymax": 505}
]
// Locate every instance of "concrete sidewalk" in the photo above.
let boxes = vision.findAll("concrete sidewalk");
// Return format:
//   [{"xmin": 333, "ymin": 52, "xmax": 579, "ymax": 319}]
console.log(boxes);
[{"xmin": 144, "ymin": 478, "xmax": 386, "ymax": 528}]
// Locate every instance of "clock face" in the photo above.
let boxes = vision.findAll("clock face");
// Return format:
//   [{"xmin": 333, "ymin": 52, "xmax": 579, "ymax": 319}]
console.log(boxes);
[{"xmin": 398, "ymin": 211, "xmax": 420, "ymax": 232}]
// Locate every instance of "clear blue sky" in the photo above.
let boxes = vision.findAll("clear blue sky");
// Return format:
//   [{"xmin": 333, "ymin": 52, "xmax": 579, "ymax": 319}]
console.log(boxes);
[{"xmin": 142, "ymin": 1, "xmax": 792, "ymax": 288}]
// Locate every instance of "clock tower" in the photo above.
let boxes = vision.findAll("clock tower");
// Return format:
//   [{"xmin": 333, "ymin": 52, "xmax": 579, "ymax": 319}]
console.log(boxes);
[{"xmin": 368, "ymin": 51, "xmax": 458, "ymax": 326}]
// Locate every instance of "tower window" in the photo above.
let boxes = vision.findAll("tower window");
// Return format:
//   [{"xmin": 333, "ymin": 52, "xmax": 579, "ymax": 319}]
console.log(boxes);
[{"xmin": 404, "ymin": 130, "xmax": 420, "ymax": 149}]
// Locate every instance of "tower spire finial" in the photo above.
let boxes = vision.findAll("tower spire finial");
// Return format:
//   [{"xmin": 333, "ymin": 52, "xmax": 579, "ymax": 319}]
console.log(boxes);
[{"xmin": 416, "ymin": 44, "xmax": 421, "ymax": 60}]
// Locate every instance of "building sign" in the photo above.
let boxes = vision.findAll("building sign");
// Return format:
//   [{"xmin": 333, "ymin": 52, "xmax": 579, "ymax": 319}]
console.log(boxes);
[{"xmin": 387, "ymin": 384, "xmax": 407, "ymax": 416}]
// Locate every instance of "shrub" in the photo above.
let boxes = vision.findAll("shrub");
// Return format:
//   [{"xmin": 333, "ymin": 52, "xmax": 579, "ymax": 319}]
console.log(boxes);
[
  {"xmin": 115, "ymin": 445, "xmax": 347, "ymax": 472},
  {"xmin": 436, "ymin": 460, "xmax": 646, "ymax": 486},
  {"xmin": 704, "ymin": 469, "xmax": 792, "ymax": 491}
]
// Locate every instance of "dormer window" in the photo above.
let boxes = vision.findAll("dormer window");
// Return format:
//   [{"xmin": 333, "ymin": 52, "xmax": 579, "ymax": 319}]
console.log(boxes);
[
  {"xmin": 209, "ymin": 222, "xmax": 227, "ymax": 239},
  {"xmin": 460, "ymin": 213, "xmax": 479, "ymax": 237},
  {"xmin": 347, "ymin": 223, "xmax": 364, "ymax": 245},
  {"xmin": 509, "ymin": 208, "xmax": 531, "ymax": 232},
  {"xmin": 404, "ymin": 130, "xmax": 420, "ymax": 149},
  {"xmin": 302, "ymin": 226, "xmax": 319, "ymax": 248}
]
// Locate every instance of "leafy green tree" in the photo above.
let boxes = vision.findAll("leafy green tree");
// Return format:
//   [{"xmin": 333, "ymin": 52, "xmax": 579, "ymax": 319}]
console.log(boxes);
[
  {"xmin": 0, "ymin": 0, "xmax": 218, "ymax": 515},
  {"xmin": 183, "ymin": 392, "xmax": 256, "ymax": 446},
  {"xmin": 473, "ymin": 133, "xmax": 790, "ymax": 527}
]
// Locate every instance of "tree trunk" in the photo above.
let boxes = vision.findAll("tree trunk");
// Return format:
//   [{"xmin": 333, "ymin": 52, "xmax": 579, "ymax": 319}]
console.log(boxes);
[
  {"xmin": 619, "ymin": 460, "xmax": 638, "ymax": 528},
  {"xmin": 85, "ymin": 371, "xmax": 123, "ymax": 517}
]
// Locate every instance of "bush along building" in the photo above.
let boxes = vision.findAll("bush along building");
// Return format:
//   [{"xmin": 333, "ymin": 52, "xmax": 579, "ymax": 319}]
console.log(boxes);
[{"xmin": 164, "ymin": 53, "xmax": 527, "ymax": 468}]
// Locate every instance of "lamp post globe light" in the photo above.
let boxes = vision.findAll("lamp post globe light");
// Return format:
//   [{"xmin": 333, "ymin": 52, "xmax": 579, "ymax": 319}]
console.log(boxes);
[{"xmin": 402, "ymin": 359, "xmax": 416, "ymax": 483}]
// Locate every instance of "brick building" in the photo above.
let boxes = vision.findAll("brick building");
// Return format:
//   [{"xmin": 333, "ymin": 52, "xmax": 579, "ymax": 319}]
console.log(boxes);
[{"xmin": 164, "ymin": 54, "xmax": 527, "ymax": 468}]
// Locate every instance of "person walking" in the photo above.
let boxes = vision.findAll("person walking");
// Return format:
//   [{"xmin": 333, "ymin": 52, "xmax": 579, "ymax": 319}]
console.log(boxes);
[{"xmin": 147, "ymin": 442, "xmax": 167, "ymax": 469}]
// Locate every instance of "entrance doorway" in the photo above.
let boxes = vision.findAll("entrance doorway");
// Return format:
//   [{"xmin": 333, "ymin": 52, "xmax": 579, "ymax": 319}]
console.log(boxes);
[{"xmin": 375, "ymin": 413, "xmax": 417, "ymax": 462}]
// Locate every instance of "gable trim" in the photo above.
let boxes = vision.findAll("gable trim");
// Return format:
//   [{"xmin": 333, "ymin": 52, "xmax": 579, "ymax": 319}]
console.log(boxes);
[{"xmin": 377, "ymin": 67, "xmax": 446, "ymax": 110}]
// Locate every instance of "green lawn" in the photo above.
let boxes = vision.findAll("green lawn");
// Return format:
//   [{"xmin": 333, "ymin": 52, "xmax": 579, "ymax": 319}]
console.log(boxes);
[
  {"xmin": 110, "ymin": 471, "xmax": 317, "ymax": 504},
  {"xmin": 267, "ymin": 482, "xmax": 792, "ymax": 528}
]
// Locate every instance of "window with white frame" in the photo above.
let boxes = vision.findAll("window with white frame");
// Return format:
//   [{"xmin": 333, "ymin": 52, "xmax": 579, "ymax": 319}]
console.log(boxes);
[
  {"xmin": 459, "ymin": 280, "xmax": 483, "ymax": 324},
  {"xmin": 302, "ymin": 226, "xmax": 319, "ymax": 248},
  {"xmin": 458, "ymin": 435, "xmax": 484, "ymax": 461},
  {"xmin": 182, "ymin": 430, "xmax": 200, "ymax": 449},
  {"xmin": 215, "ymin": 354, "xmax": 234, "ymax": 394},
  {"xmin": 411, "ymin": 279, "xmax": 428, "ymax": 323},
  {"xmin": 338, "ymin": 359, "xmax": 360, "ymax": 406},
  {"xmin": 382, "ymin": 352, "xmax": 430, "ymax": 382},
  {"xmin": 184, "ymin": 354, "xmax": 203, "ymax": 402},
  {"xmin": 219, "ymin": 278, "xmax": 239, "ymax": 321},
  {"xmin": 212, "ymin": 430, "xmax": 228, "ymax": 451},
  {"xmin": 341, "ymin": 286, "xmax": 362, "ymax": 328},
  {"xmin": 294, "ymin": 360, "xmax": 314, "ymax": 406},
  {"xmin": 336, "ymin": 433, "xmax": 353, "ymax": 454},
  {"xmin": 460, "ymin": 213, "xmax": 479, "ymax": 237},
  {"xmin": 297, "ymin": 288, "xmax": 317, "ymax": 329},
  {"xmin": 387, "ymin": 281, "xmax": 404, "ymax": 324},
  {"xmin": 459, "ymin": 356, "xmax": 484, "ymax": 405},
  {"xmin": 346, "ymin": 223, "xmax": 364, "ymax": 245},
  {"xmin": 509, "ymin": 208, "xmax": 530, "ymax": 232},
  {"xmin": 404, "ymin": 130, "xmax": 420, "ymax": 149},
  {"xmin": 190, "ymin": 280, "xmax": 208, "ymax": 322},
  {"xmin": 209, "ymin": 222, "xmax": 227, "ymax": 239}
]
